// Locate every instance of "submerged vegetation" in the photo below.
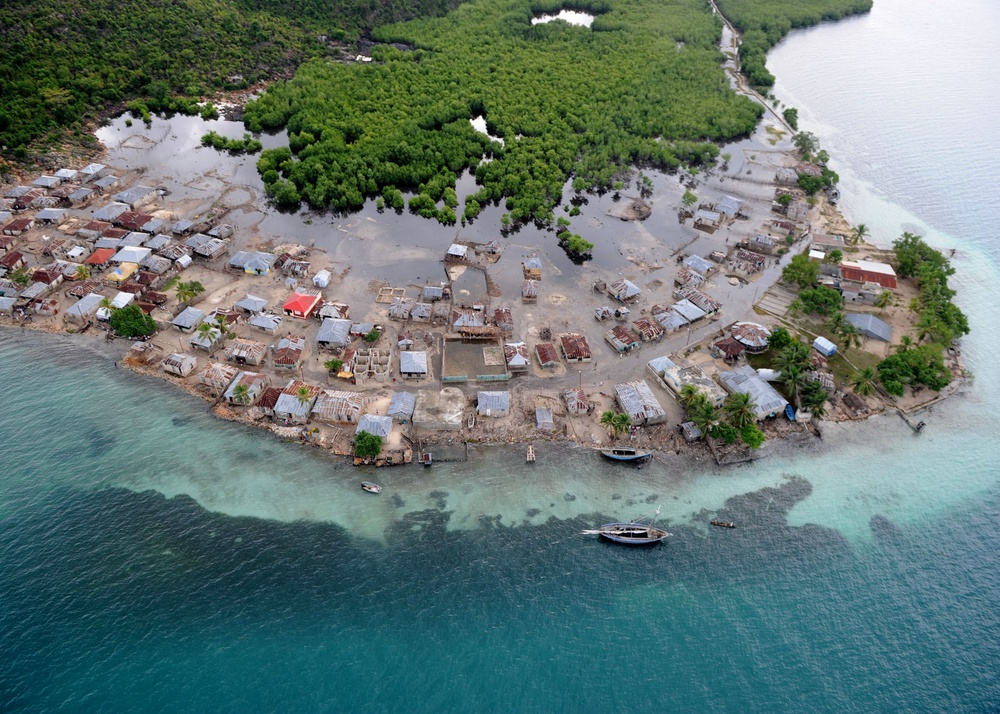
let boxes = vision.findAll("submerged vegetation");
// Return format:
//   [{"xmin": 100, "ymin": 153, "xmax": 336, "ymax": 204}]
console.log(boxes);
[
  {"xmin": 245, "ymin": 0, "xmax": 767, "ymax": 229},
  {"xmin": 201, "ymin": 131, "xmax": 264, "ymax": 155}
]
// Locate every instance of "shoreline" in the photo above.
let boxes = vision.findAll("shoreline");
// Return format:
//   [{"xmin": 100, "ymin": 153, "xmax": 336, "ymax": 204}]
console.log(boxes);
[{"xmin": 0, "ymin": 52, "xmax": 967, "ymax": 470}]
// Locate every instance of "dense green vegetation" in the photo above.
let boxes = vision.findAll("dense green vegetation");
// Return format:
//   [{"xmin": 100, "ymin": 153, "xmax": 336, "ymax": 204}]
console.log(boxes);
[
  {"xmin": 355, "ymin": 430, "xmax": 383, "ymax": 458},
  {"xmin": 715, "ymin": 0, "xmax": 872, "ymax": 89},
  {"xmin": 201, "ymin": 131, "xmax": 264, "ymax": 155},
  {"xmin": 869, "ymin": 232, "xmax": 967, "ymax": 397},
  {"xmin": 245, "ymin": 0, "xmax": 767, "ymax": 227},
  {"xmin": 109, "ymin": 304, "xmax": 157, "ymax": 337},
  {"xmin": 0, "ymin": 0, "xmax": 467, "ymax": 155}
]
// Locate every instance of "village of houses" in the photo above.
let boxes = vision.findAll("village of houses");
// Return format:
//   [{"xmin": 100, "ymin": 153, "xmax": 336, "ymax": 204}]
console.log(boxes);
[{"xmin": 0, "ymin": 158, "xmax": 917, "ymax": 467}]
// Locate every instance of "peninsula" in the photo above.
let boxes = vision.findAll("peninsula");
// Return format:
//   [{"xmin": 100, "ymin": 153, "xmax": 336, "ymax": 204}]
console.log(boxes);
[{"xmin": 0, "ymin": 0, "xmax": 966, "ymax": 467}]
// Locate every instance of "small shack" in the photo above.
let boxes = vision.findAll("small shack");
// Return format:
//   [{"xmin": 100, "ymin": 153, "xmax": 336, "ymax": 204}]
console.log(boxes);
[
  {"xmin": 477, "ymin": 391, "xmax": 510, "ymax": 418},
  {"xmin": 812, "ymin": 336, "xmax": 838, "ymax": 357},
  {"xmin": 161, "ymin": 352, "xmax": 198, "ymax": 377}
]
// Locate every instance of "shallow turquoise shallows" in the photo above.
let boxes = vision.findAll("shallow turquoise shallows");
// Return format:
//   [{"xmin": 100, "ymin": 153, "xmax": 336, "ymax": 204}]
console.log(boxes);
[{"xmin": 3, "ymin": 0, "xmax": 1000, "ymax": 709}]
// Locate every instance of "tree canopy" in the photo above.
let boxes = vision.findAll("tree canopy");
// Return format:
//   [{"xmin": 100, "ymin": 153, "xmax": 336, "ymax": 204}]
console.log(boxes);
[
  {"xmin": 109, "ymin": 303, "xmax": 157, "ymax": 337},
  {"xmin": 715, "ymin": 0, "xmax": 872, "ymax": 89},
  {"xmin": 0, "ymin": 0, "xmax": 468, "ymax": 156},
  {"xmin": 245, "ymin": 0, "xmax": 768, "ymax": 226}
]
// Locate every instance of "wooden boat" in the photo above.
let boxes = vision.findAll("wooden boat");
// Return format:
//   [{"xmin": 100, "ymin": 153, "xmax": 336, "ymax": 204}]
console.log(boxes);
[
  {"xmin": 600, "ymin": 447, "xmax": 652, "ymax": 463},
  {"xmin": 710, "ymin": 520, "xmax": 736, "ymax": 528},
  {"xmin": 421, "ymin": 452, "xmax": 432, "ymax": 467},
  {"xmin": 785, "ymin": 404, "xmax": 796, "ymax": 421},
  {"xmin": 582, "ymin": 522, "xmax": 670, "ymax": 545},
  {"xmin": 361, "ymin": 481, "xmax": 382, "ymax": 494},
  {"xmin": 526, "ymin": 445, "xmax": 535, "ymax": 463}
]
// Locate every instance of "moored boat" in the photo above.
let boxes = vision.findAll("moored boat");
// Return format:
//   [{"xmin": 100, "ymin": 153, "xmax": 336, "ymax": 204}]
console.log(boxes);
[
  {"xmin": 421, "ymin": 452, "xmax": 432, "ymax": 467},
  {"xmin": 361, "ymin": 481, "xmax": 382, "ymax": 493},
  {"xmin": 582, "ymin": 522, "xmax": 670, "ymax": 545},
  {"xmin": 710, "ymin": 520, "xmax": 737, "ymax": 528},
  {"xmin": 599, "ymin": 447, "xmax": 652, "ymax": 463}
]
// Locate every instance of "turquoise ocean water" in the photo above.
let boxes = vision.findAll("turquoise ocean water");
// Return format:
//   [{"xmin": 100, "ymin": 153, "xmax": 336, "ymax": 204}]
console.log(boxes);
[{"xmin": 3, "ymin": 0, "xmax": 1000, "ymax": 709}]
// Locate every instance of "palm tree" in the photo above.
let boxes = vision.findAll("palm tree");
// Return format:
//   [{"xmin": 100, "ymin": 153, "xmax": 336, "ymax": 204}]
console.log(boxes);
[
  {"xmin": 828, "ymin": 311, "xmax": 849, "ymax": 335},
  {"xmin": 600, "ymin": 410, "xmax": 630, "ymax": 440},
  {"xmin": 780, "ymin": 364, "xmax": 809, "ymax": 409},
  {"xmin": 324, "ymin": 358, "xmax": 343, "ymax": 374},
  {"xmin": 895, "ymin": 336, "xmax": 914, "ymax": 353},
  {"xmin": 74, "ymin": 265, "xmax": 91, "ymax": 281},
  {"xmin": 689, "ymin": 400, "xmax": 717, "ymax": 440},
  {"xmin": 851, "ymin": 367, "xmax": 877, "ymax": 396},
  {"xmin": 612, "ymin": 412, "xmax": 631, "ymax": 439},
  {"xmin": 678, "ymin": 384, "xmax": 700, "ymax": 411},
  {"xmin": 232, "ymin": 383, "xmax": 251, "ymax": 406},
  {"xmin": 850, "ymin": 223, "xmax": 869, "ymax": 246},
  {"xmin": 723, "ymin": 392, "xmax": 756, "ymax": 430},
  {"xmin": 195, "ymin": 322, "xmax": 218, "ymax": 350},
  {"xmin": 801, "ymin": 381, "xmax": 829, "ymax": 418},
  {"xmin": 875, "ymin": 289, "xmax": 895, "ymax": 313},
  {"xmin": 176, "ymin": 280, "xmax": 205, "ymax": 305},
  {"xmin": 599, "ymin": 409, "xmax": 616, "ymax": 437},
  {"xmin": 775, "ymin": 341, "xmax": 810, "ymax": 375},
  {"xmin": 838, "ymin": 322, "xmax": 863, "ymax": 351},
  {"xmin": 296, "ymin": 386, "xmax": 313, "ymax": 407}
]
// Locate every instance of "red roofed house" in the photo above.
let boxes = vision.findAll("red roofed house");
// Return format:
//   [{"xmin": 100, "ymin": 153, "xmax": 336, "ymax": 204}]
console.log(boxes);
[
  {"xmin": 3, "ymin": 218, "xmax": 34, "ymax": 236},
  {"xmin": 31, "ymin": 269, "xmax": 64, "ymax": 290},
  {"xmin": 840, "ymin": 260, "xmax": 897, "ymax": 290},
  {"xmin": 282, "ymin": 291, "xmax": 322, "ymax": 319},
  {"xmin": 0, "ymin": 251, "xmax": 25, "ymax": 270},
  {"xmin": 535, "ymin": 342, "xmax": 560, "ymax": 369},
  {"xmin": 85, "ymin": 247, "xmax": 116, "ymax": 269},
  {"xmin": 559, "ymin": 333, "xmax": 592, "ymax": 362}
]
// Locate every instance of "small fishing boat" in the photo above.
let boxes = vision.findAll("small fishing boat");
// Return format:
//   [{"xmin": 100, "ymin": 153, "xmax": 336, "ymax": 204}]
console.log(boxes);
[
  {"xmin": 600, "ymin": 447, "xmax": 652, "ymax": 463},
  {"xmin": 361, "ymin": 481, "xmax": 382, "ymax": 494},
  {"xmin": 421, "ymin": 452, "xmax": 433, "ymax": 467},
  {"xmin": 582, "ymin": 522, "xmax": 671, "ymax": 545},
  {"xmin": 711, "ymin": 520, "xmax": 737, "ymax": 528},
  {"xmin": 785, "ymin": 404, "xmax": 796, "ymax": 421},
  {"xmin": 526, "ymin": 445, "xmax": 535, "ymax": 463}
]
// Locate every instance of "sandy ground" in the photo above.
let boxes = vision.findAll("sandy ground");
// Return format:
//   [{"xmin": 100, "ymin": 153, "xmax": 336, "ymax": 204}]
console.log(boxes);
[{"xmin": 0, "ymin": 113, "xmax": 965, "ymax": 467}]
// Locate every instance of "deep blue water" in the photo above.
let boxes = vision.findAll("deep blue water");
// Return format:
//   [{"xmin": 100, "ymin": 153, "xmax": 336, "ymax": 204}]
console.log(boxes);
[
  {"xmin": 4, "ymin": 0, "xmax": 1000, "ymax": 709},
  {"xmin": 3, "ymin": 455, "xmax": 999, "ymax": 711}
]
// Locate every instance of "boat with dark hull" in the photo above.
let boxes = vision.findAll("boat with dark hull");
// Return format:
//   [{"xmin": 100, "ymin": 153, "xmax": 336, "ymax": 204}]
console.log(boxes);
[
  {"xmin": 582, "ymin": 522, "xmax": 671, "ymax": 545},
  {"xmin": 710, "ymin": 520, "xmax": 737, "ymax": 528},
  {"xmin": 599, "ymin": 447, "xmax": 652, "ymax": 464}
]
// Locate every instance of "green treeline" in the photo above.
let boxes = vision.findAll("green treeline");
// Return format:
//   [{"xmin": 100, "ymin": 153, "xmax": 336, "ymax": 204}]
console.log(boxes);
[
  {"xmin": 201, "ymin": 131, "xmax": 264, "ymax": 155},
  {"xmin": 0, "ymin": 0, "xmax": 467, "ymax": 155},
  {"xmin": 714, "ymin": 0, "xmax": 872, "ymax": 89},
  {"xmin": 245, "ymin": 0, "xmax": 766, "ymax": 224}
]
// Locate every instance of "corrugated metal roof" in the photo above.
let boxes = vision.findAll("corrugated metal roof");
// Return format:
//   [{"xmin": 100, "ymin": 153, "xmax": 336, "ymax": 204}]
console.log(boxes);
[
  {"xmin": 356, "ymin": 414, "xmax": 392, "ymax": 439},
  {"xmin": 236, "ymin": 294, "xmax": 267, "ymax": 313},
  {"xmin": 846, "ymin": 313, "xmax": 892, "ymax": 342},
  {"xmin": 614, "ymin": 380, "xmax": 666, "ymax": 423},
  {"xmin": 388, "ymin": 392, "xmax": 416, "ymax": 419},
  {"xmin": 683, "ymin": 255, "xmax": 714, "ymax": 273},
  {"xmin": 172, "ymin": 307, "xmax": 204, "ymax": 329},
  {"xmin": 731, "ymin": 322, "xmax": 771, "ymax": 349},
  {"xmin": 477, "ymin": 391, "xmax": 510, "ymax": 414},
  {"xmin": 718, "ymin": 366, "xmax": 788, "ymax": 418},
  {"xmin": 400, "ymin": 351, "xmax": 428, "ymax": 373}
]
